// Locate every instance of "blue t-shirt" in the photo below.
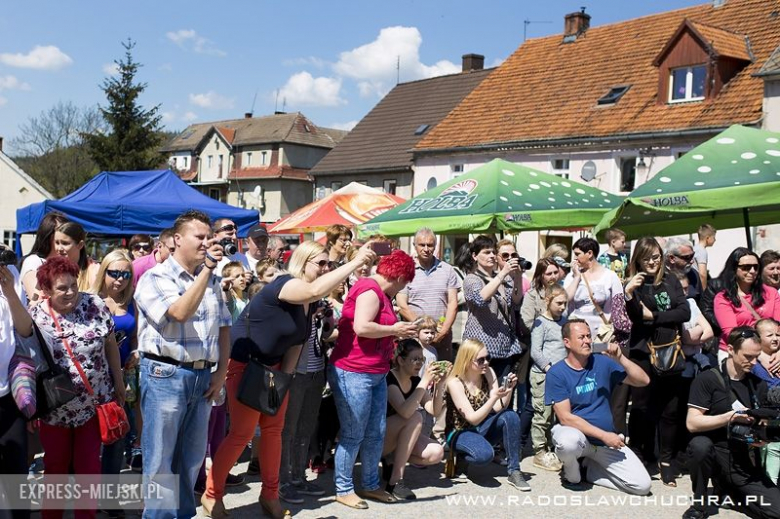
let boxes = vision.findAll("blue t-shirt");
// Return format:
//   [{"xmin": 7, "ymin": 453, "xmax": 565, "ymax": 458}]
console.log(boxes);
[
  {"xmin": 545, "ymin": 354, "xmax": 626, "ymax": 444},
  {"xmin": 113, "ymin": 303, "xmax": 136, "ymax": 366},
  {"xmin": 752, "ymin": 363, "xmax": 780, "ymax": 388}
]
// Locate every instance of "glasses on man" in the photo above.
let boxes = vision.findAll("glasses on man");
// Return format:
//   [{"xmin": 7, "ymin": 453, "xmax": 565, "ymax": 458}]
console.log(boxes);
[
  {"xmin": 737, "ymin": 264, "xmax": 759, "ymax": 272},
  {"xmin": 132, "ymin": 243, "xmax": 151, "ymax": 251},
  {"xmin": 216, "ymin": 224, "xmax": 236, "ymax": 233},
  {"xmin": 739, "ymin": 329, "xmax": 758, "ymax": 339},
  {"xmin": 474, "ymin": 354, "xmax": 492, "ymax": 366},
  {"xmin": 674, "ymin": 253, "xmax": 695, "ymax": 263},
  {"xmin": 107, "ymin": 270, "xmax": 132, "ymax": 281}
]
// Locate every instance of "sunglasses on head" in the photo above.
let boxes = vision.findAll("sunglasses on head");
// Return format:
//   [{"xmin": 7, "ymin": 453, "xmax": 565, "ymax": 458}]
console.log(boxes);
[
  {"xmin": 107, "ymin": 270, "xmax": 132, "ymax": 281},
  {"xmin": 216, "ymin": 224, "xmax": 236, "ymax": 233},
  {"xmin": 737, "ymin": 264, "xmax": 759, "ymax": 272},
  {"xmin": 739, "ymin": 329, "xmax": 758, "ymax": 339},
  {"xmin": 474, "ymin": 354, "xmax": 492, "ymax": 366},
  {"xmin": 132, "ymin": 243, "xmax": 151, "ymax": 251}
]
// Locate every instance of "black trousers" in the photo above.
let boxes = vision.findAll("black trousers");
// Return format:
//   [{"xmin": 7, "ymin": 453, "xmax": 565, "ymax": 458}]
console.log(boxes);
[
  {"xmin": 687, "ymin": 436, "xmax": 780, "ymax": 519},
  {"xmin": 628, "ymin": 350, "xmax": 690, "ymax": 463},
  {"xmin": 0, "ymin": 393, "xmax": 30, "ymax": 519}
]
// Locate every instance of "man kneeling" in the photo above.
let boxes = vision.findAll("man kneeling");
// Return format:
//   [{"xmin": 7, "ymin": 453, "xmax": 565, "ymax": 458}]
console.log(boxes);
[{"xmin": 546, "ymin": 319, "xmax": 652, "ymax": 495}]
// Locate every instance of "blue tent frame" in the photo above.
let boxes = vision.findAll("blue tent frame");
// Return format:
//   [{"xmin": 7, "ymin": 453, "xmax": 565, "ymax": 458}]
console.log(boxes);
[{"xmin": 16, "ymin": 169, "xmax": 259, "ymax": 255}]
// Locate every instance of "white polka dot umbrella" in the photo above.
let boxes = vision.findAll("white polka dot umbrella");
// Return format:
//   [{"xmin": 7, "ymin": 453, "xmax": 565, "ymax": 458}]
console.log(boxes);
[{"xmin": 593, "ymin": 125, "xmax": 780, "ymax": 249}]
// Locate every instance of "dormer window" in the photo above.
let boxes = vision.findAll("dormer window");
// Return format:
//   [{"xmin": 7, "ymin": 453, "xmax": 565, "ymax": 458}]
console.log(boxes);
[
  {"xmin": 670, "ymin": 65, "xmax": 706, "ymax": 102},
  {"xmin": 597, "ymin": 85, "xmax": 631, "ymax": 105}
]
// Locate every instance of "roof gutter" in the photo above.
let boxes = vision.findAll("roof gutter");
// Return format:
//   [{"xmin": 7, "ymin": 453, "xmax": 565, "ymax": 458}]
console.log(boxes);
[
  {"xmin": 411, "ymin": 124, "xmax": 759, "ymax": 157},
  {"xmin": 310, "ymin": 164, "xmax": 413, "ymax": 176}
]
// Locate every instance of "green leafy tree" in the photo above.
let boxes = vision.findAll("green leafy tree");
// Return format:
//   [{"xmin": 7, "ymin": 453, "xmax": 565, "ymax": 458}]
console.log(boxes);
[{"xmin": 83, "ymin": 39, "xmax": 166, "ymax": 171}]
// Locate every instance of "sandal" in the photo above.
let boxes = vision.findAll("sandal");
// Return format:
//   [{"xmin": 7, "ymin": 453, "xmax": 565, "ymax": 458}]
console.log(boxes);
[
  {"xmin": 659, "ymin": 462, "xmax": 677, "ymax": 488},
  {"xmin": 357, "ymin": 488, "xmax": 397, "ymax": 503},
  {"xmin": 200, "ymin": 494, "xmax": 230, "ymax": 518},
  {"xmin": 335, "ymin": 493, "xmax": 369, "ymax": 510},
  {"xmin": 258, "ymin": 496, "xmax": 292, "ymax": 519}
]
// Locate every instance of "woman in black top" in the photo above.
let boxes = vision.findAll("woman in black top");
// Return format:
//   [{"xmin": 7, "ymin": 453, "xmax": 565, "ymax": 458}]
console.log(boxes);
[
  {"xmin": 381, "ymin": 339, "xmax": 446, "ymax": 501},
  {"xmin": 624, "ymin": 237, "xmax": 690, "ymax": 487}
]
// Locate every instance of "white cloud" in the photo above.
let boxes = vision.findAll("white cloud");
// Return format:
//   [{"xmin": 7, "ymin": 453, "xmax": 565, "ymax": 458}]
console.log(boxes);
[
  {"xmin": 282, "ymin": 56, "xmax": 328, "ymax": 69},
  {"xmin": 188, "ymin": 91, "xmax": 235, "ymax": 109},
  {"xmin": 0, "ymin": 45, "xmax": 73, "ymax": 70},
  {"xmin": 182, "ymin": 111, "xmax": 198, "ymax": 122},
  {"xmin": 0, "ymin": 96, "xmax": 7, "ymax": 107},
  {"xmin": 166, "ymin": 29, "xmax": 226, "ymax": 57},
  {"xmin": 162, "ymin": 110, "xmax": 199, "ymax": 124},
  {"xmin": 278, "ymin": 72, "xmax": 345, "ymax": 107},
  {"xmin": 158, "ymin": 63, "xmax": 173, "ymax": 72},
  {"xmin": 102, "ymin": 63, "xmax": 120, "ymax": 76},
  {"xmin": 488, "ymin": 57, "xmax": 506, "ymax": 68},
  {"xmin": 0, "ymin": 75, "xmax": 31, "ymax": 91},
  {"xmin": 161, "ymin": 111, "xmax": 176, "ymax": 124},
  {"xmin": 329, "ymin": 120, "xmax": 358, "ymax": 131},
  {"xmin": 333, "ymin": 26, "xmax": 459, "ymax": 98}
]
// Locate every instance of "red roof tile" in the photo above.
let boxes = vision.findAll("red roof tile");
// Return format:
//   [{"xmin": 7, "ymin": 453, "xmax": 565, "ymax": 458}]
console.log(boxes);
[{"xmin": 416, "ymin": 0, "xmax": 778, "ymax": 153}]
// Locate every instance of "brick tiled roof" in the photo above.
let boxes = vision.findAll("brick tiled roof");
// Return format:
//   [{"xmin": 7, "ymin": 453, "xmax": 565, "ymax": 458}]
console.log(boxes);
[
  {"xmin": 310, "ymin": 68, "xmax": 492, "ymax": 176},
  {"xmin": 228, "ymin": 166, "xmax": 311, "ymax": 181},
  {"xmin": 690, "ymin": 22, "xmax": 752, "ymax": 61},
  {"xmin": 161, "ymin": 112, "xmax": 346, "ymax": 153},
  {"xmin": 416, "ymin": 0, "xmax": 779, "ymax": 153}
]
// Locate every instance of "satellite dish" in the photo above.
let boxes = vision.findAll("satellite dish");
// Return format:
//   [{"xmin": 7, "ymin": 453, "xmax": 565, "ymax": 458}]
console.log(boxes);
[
  {"xmin": 581, "ymin": 161, "xmax": 597, "ymax": 182},
  {"xmin": 252, "ymin": 185, "xmax": 262, "ymax": 198},
  {"xmin": 426, "ymin": 177, "xmax": 438, "ymax": 191}
]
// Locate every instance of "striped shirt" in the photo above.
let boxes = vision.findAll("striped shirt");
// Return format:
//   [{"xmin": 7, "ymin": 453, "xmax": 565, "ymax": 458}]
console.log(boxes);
[
  {"xmin": 399, "ymin": 257, "xmax": 460, "ymax": 321},
  {"xmin": 134, "ymin": 257, "xmax": 231, "ymax": 363}
]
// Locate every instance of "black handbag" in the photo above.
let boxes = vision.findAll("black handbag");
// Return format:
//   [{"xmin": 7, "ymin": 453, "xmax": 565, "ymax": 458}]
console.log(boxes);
[
  {"xmin": 33, "ymin": 321, "xmax": 79, "ymax": 418},
  {"xmin": 237, "ymin": 359, "xmax": 293, "ymax": 416}
]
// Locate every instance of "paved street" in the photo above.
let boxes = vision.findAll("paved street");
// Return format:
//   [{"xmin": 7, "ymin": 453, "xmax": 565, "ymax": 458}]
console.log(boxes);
[{"xmin": 203, "ymin": 456, "xmax": 749, "ymax": 519}]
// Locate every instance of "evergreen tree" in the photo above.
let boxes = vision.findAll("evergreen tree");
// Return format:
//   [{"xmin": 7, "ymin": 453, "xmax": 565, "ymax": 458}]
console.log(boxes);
[{"xmin": 83, "ymin": 39, "xmax": 166, "ymax": 171}]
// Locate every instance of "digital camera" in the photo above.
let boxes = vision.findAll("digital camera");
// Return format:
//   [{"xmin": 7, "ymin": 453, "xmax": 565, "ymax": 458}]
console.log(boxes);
[
  {"xmin": 219, "ymin": 238, "xmax": 238, "ymax": 256},
  {"xmin": 0, "ymin": 247, "xmax": 17, "ymax": 267},
  {"xmin": 729, "ymin": 408, "xmax": 780, "ymax": 444}
]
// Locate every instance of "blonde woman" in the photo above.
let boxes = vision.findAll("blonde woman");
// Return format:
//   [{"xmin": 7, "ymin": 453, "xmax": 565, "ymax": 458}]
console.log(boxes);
[
  {"xmin": 203, "ymin": 240, "xmax": 376, "ymax": 519},
  {"xmin": 444, "ymin": 339, "xmax": 527, "ymax": 490}
]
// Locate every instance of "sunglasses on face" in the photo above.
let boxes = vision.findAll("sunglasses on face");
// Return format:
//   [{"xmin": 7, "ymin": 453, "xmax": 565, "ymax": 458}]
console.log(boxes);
[
  {"xmin": 107, "ymin": 270, "xmax": 132, "ymax": 281},
  {"xmin": 309, "ymin": 259, "xmax": 329, "ymax": 268},
  {"xmin": 500, "ymin": 252, "xmax": 519, "ymax": 260},
  {"xmin": 474, "ymin": 354, "xmax": 492, "ymax": 366},
  {"xmin": 737, "ymin": 264, "xmax": 759, "ymax": 272},
  {"xmin": 674, "ymin": 253, "xmax": 695, "ymax": 263},
  {"xmin": 216, "ymin": 224, "xmax": 236, "ymax": 233},
  {"xmin": 132, "ymin": 243, "xmax": 151, "ymax": 251}
]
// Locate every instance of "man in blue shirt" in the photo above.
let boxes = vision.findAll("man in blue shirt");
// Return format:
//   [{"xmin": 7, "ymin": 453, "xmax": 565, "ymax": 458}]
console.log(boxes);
[{"xmin": 545, "ymin": 318, "xmax": 651, "ymax": 495}]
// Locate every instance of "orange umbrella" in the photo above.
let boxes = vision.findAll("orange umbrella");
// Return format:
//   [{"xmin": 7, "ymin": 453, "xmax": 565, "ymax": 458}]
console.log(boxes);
[{"xmin": 268, "ymin": 182, "xmax": 405, "ymax": 234}]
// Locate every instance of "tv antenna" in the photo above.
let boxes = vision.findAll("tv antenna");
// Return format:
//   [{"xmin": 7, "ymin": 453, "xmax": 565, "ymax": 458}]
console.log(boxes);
[
  {"xmin": 396, "ymin": 55, "xmax": 400, "ymax": 85},
  {"xmin": 249, "ymin": 90, "xmax": 258, "ymax": 117},
  {"xmin": 524, "ymin": 19, "xmax": 552, "ymax": 42},
  {"xmin": 274, "ymin": 89, "xmax": 279, "ymax": 112}
]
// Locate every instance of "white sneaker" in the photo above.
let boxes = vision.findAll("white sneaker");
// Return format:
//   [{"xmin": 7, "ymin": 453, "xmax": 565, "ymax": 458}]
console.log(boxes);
[{"xmin": 533, "ymin": 451, "xmax": 563, "ymax": 472}]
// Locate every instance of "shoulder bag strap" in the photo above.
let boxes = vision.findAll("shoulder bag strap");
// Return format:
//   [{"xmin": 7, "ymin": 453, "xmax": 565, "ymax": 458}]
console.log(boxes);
[
  {"xmin": 581, "ymin": 273, "xmax": 610, "ymax": 325},
  {"xmin": 46, "ymin": 300, "xmax": 94, "ymax": 396},
  {"xmin": 738, "ymin": 294, "xmax": 762, "ymax": 321}
]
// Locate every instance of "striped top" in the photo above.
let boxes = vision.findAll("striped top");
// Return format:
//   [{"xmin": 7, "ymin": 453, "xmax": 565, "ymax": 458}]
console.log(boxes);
[{"xmin": 398, "ymin": 257, "xmax": 460, "ymax": 321}]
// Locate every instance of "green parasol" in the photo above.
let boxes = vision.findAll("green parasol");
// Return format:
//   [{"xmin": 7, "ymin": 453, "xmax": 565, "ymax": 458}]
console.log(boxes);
[
  {"xmin": 593, "ymin": 125, "xmax": 780, "ymax": 249},
  {"xmin": 358, "ymin": 158, "xmax": 622, "ymax": 237}
]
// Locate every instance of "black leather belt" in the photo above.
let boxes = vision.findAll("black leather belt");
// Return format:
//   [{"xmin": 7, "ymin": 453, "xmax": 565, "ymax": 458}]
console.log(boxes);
[{"xmin": 142, "ymin": 352, "xmax": 215, "ymax": 370}]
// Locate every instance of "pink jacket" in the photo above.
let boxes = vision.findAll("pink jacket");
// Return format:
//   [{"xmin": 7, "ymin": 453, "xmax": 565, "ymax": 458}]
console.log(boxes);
[{"xmin": 714, "ymin": 285, "xmax": 780, "ymax": 351}]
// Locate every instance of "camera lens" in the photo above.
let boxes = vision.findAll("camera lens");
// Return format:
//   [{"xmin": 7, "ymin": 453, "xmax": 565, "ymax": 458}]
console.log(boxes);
[
  {"xmin": 220, "ymin": 238, "xmax": 238, "ymax": 256},
  {"xmin": 0, "ymin": 248, "xmax": 17, "ymax": 267},
  {"xmin": 518, "ymin": 257, "xmax": 533, "ymax": 270}
]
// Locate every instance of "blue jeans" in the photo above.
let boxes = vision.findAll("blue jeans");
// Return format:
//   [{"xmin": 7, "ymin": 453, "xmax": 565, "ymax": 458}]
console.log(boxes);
[
  {"xmin": 139, "ymin": 357, "xmax": 212, "ymax": 519},
  {"xmin": 328, "ymin": 365, "xmax": 387, "ymax": 496},
  {"xmin": 452, "ymin": 410, "xmax": 521, "ymax": 474}
]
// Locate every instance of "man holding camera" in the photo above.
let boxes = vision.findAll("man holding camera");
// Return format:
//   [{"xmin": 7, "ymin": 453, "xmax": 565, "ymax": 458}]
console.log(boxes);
[
  {"xmin": 134, "ymin": 210, "xmax": 232, "ymax": 518},
  {"xmin": 684, "ymin": 326, "xmax": 780, "ymax": 519},
  {"xmin": 546, "ymin": 319, "xmax": 652, "ymax": 495}
]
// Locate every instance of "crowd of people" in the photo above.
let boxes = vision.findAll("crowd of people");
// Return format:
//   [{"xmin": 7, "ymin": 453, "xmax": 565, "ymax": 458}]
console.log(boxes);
[{"xmin": 2, "ymin": 216, "xmax": 780, "ymax": 519}]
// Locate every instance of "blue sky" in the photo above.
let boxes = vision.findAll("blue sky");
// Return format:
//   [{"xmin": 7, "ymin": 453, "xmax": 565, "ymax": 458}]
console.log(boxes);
[{"xmin": 0, "ymin": 0, "xmax": 704, "ymax": 150}]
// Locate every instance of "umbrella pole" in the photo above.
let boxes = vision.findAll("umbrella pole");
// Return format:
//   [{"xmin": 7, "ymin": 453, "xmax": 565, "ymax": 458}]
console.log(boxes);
[{"xmin": 743, "ymin": 208, "xmax": 753, "ymax": 251}]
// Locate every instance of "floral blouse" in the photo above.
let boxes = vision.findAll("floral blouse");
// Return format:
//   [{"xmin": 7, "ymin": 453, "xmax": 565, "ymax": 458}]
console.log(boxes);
[{"xmin": 31, "ymin": 293, "xmax": 115, "ymax": 427}]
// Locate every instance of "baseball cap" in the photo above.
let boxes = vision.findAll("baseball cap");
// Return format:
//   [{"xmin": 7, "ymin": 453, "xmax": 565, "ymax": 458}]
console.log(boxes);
[{"xmin": 248, "ymin": 224, "xmax": 269, "ymax": 239}]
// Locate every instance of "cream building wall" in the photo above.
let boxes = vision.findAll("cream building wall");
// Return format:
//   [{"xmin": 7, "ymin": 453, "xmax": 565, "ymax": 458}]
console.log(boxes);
[
  {"xmin": 0, "ymin": 151, "xmax": 53, "ymax": 253},
  {"xmin": 197, "ymin": 133, "xmax": 233, "ymax": 183}
]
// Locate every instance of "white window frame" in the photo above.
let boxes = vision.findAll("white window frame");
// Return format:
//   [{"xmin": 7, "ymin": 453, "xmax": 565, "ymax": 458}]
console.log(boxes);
[
  {"xmin": 551, "ymin": 158, "xmax": 571, "ymax": 179},
  {"xmin": 183, "ymin": 156, "xmax": 189, "ymax": 169},
  {"xmin": 207, "ymin": 155, "xmax": 213, "ymax": 168},
  {"xmin": 261, "ymin": 151, "xmax": 268, "ymax": 165},
  {"xmin": 3, "ymin": 230, "xmax": 16, "ymax": 250},
  {"xmin": 246, "ymin": 152, "xmax": 252, "ymax": 166},
  {"xmin": 383, "ymin": 179, "xmax": 397, "ymax": 195},
  {"xmin": 669, "ymin": 65, "xmax": 706, "ymax": 103}
]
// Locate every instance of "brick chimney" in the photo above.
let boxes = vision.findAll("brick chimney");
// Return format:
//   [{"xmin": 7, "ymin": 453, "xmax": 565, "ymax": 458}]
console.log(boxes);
[
  {"xmin": 244, "ymin": 112, "xmax": 252, "ymax": 119},
  {"xmin": 564, "ymin": 8, "xmax": 590, "ymax": 42},
  {"xmin": 462, "ymin": 53, "xmax": 485, "ymax": 72}
]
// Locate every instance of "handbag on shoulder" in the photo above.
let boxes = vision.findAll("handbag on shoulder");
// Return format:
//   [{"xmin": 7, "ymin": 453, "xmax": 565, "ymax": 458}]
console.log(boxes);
[
  {"xmin": 647, "ymin": 334, "xmax": 686, "ymax": 376},
  {"xmin": 30, "ymin": 321, "xmax": 79, "ymax": 419}
]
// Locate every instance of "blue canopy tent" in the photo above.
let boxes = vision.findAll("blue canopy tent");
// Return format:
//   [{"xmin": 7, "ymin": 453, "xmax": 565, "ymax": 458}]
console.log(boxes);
[{"xmin": 15, "ymin": 169, "xmax": 259, "ymax": 255}]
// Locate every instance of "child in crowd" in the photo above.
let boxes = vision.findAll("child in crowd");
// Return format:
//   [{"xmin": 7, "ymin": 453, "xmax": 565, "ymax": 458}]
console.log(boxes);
[
  {"xmin": 416, "ymin": 316, "xmax": 439, "ymax": 375},
  {"xmin": 222, "ymin": 261, "xmax": 249, "ymax": 321},
  {"xmin": 753, "ymin": 318, "xmax": 780, "ymax": 484},
  {"xmin": 529, "ymin": 285, "xmax": 567, "ymax": 472},
  {"xmin": 694, "ymin": 224, "xmax": 717, "ymax": 290},
  {"xmin": 255, "ymin": 257, "xmax": 278, "ymax": 285},
  {"xmin": 597, "ymin": 228, "xmax": 629, "ymax": 283}
]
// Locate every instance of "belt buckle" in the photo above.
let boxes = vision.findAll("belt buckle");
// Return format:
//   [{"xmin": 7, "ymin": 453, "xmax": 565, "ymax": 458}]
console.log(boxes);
[{"xmin": 192, "ymin": 360, "xmax": 206, "ymax": 369}]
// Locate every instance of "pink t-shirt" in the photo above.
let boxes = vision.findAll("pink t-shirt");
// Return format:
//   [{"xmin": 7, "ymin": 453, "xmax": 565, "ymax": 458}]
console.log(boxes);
[
  {"xmin": 331, "ymin": 277, "xmax": 398, "ymax": 374},
  {"xmin": 132, "ymin": 252, "xmax": 160, "ymax": 287},
  {"xmin": 714, "ymin": 285, "xmax": 780, "ymax": 350}
]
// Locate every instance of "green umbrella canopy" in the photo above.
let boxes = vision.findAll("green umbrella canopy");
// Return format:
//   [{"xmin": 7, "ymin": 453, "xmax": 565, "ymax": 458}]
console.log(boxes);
[
  {"xmin": 594, "ymin": 125, "xmax": 780, "ymax": 241},
  {"xmin": 358, "ymin": 158, "xmax": 622, "ymax": 238}
]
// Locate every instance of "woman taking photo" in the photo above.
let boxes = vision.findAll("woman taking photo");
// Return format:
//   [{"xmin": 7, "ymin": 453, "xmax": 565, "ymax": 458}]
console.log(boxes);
[
  {"xmin": 462, "ymin": 235, "xmax": 523, "ymax": 383},
  {"xmin": 444, "ymin": 339, "xmax": 527, "ymax": 490},
  {"xmin": 381, "ymin": 339, "xmax": 446, "ymax": 500},
  {"xmin": 624, "ymin": 238, "xmax": 690, "ymax": 486},
  {"xmin": 30, "ymin": 256, "xmax": 125, "ymax": 519},
  {"xmin": 20, "ymin": 211, "xmax": 69, "ymax": 306},
  {"xmin": 714, "ymin": 247, "xmax": 780, "ymax": 363},
  {"xmin": 329, "ymin": 250, "xmax": 418, "ymax": 510},
  {"xmin": 203, "ymin": 241, "xmax": 375, "ymax": 519},
  {"xmin": 521, "ymin": 258, "xmax": 562, "ymax": 331}
]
